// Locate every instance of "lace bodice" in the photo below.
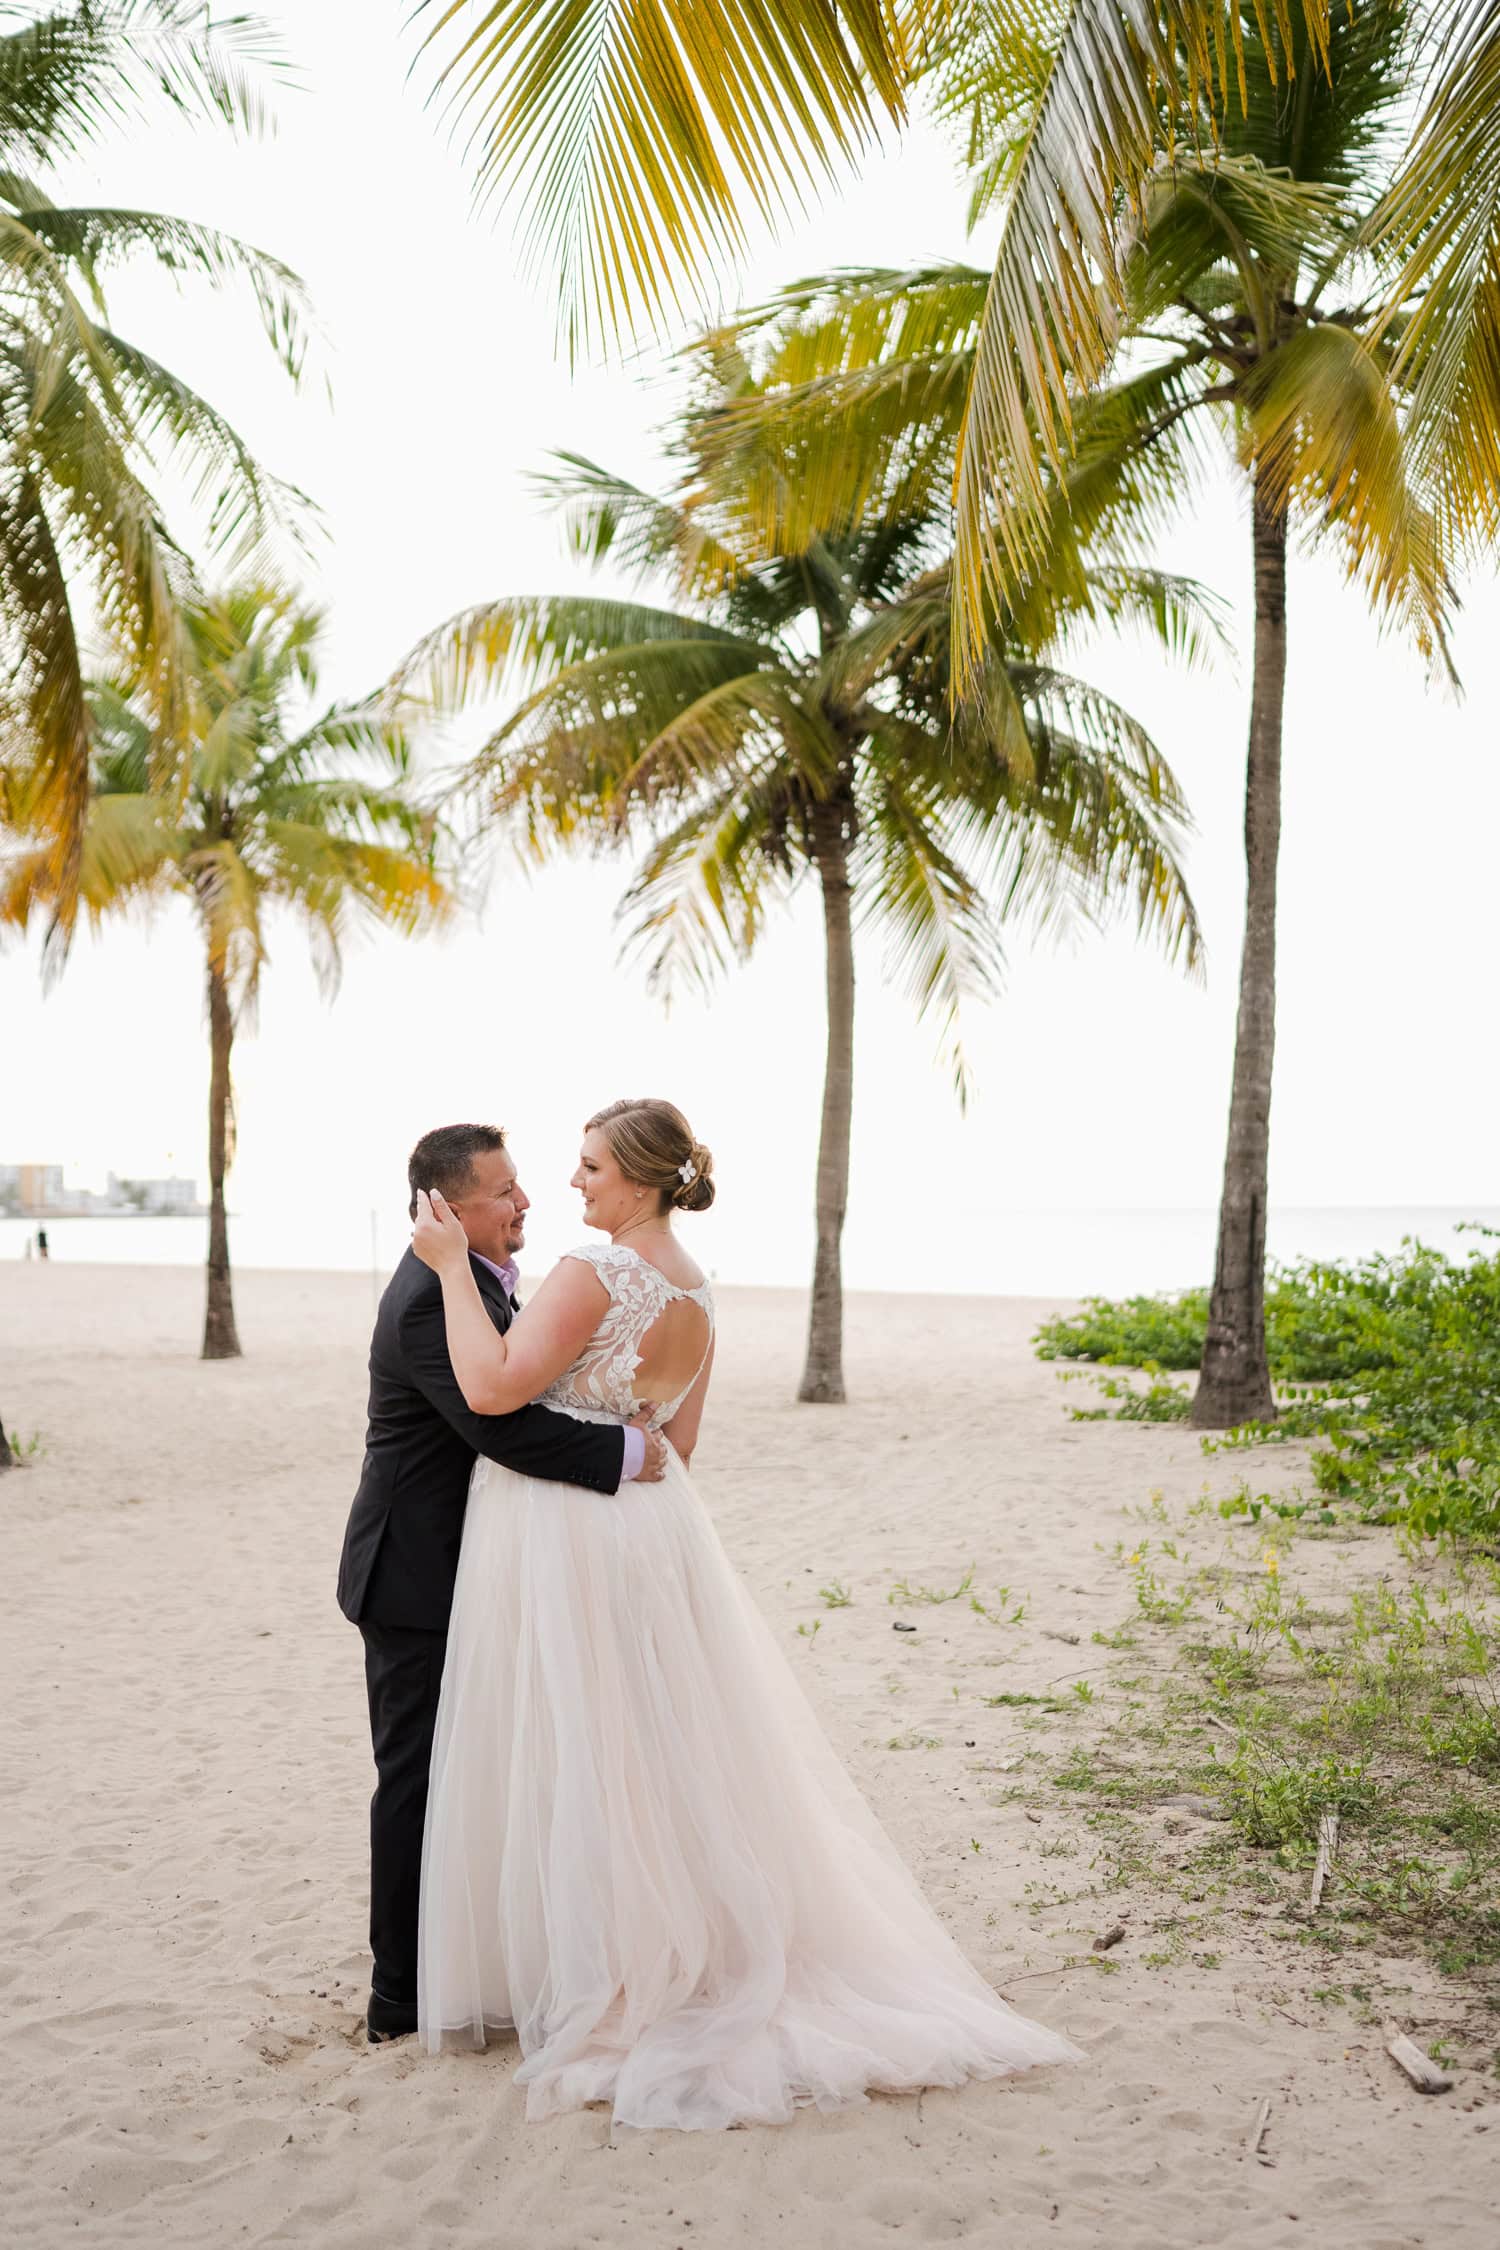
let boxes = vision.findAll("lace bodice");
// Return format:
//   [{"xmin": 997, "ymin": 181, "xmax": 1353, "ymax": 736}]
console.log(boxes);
[{"xmin": 536, "ymin": 1242, "xmax": 715, "ymax": 1431}]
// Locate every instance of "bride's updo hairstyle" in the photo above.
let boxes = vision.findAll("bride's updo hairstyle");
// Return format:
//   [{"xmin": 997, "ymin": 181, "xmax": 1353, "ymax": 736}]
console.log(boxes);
[{"xmin": 585, "ymin": 1098, "xmax": 715, "ymax": 1215}]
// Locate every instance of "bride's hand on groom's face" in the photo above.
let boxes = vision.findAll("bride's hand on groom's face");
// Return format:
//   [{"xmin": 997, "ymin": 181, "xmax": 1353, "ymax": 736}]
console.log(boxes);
[{"xmin": 412, "ymin": 1187, "xmax": 470, "ymax": 1274}]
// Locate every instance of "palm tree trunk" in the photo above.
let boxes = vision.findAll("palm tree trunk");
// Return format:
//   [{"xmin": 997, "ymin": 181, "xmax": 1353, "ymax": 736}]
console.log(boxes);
[
  {"xmin": 1191, "ymin": 475, "xmax": 1286, "ymax": 1429},
  {"xmin": 202, "ymin": 958, "xmax": 242, "ymax": 1361},
  {"xmin": 798, "ymin": 800, "xmax": 855, "ymax": 1404}
]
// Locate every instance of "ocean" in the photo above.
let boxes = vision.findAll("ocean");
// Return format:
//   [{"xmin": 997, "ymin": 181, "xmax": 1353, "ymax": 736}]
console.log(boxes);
[{"xmin": 4, "ymin": 1204, "xmax": 1494, "ymax": 1301}]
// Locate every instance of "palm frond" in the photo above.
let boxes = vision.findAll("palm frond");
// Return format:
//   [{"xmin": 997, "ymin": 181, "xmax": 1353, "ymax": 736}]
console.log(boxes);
[
  {"xmin": 180, "ymin": 833, "xmax": 263, "ymax": 992},
  {"xmin": 0, "ymin": 463, "xmax": 93, "ymax": 920},
  {"xmin": 531, "ymin": 449, "xmax": 747, "ymax": 600},
  {"xmin": 97, "ymin": 329, "xmax": 313, "ymax": 557},
  {"xmin": 10, "ymin": 204, "xmax": 312, "ymax": 378},
  {"xmin": 819, "ymin": 575, "xmax": 950, "ymax": 706},
  {"xmin": 0, "ymin": 202, "xmax": 133, "ymax": 415},
  {"xmin": 693, "ymin": 264, "xmax": 985, "ymax": 553},
  {"xmin": 1367, "ymin": 0, "xmax": 1500, "ymax": 548},
  {"xmin": 0, "ymin": 3, "xmax": 284, "ymax": 163},
  {"xmin": 1241, "ymin": 319, "xmax": 1456, "ymax": 666},
  {"xmin": 614, "ymin": 748, "xmax": 806, "ymax": 993},
  {"xmin": 276, "ymin": 700, "xmax": 416, "ymax": 779},
  {"xmin": 1053, "ymin": 349, "xmax": 1222, "ymax": 559},
  {"xmin": 927, "ymin": 0, "xmax": 1064, "ymax": 236},
  {"xmin": 1124, "ymin": 152, "xmax": 1348, "ymax": 338},
  {"xmin": 255, "ymin": 822, "xmax": 452, "ymax": 993},
  {"xmin": 955, "ymin": 663, "xmax": 1202, "ymax": 968},
  {"xmin": 1064, "ymin": 563, "xmax": 1236, "ymax": 672},
  {"xmin": 72, "ymin": 785, "xmax": 176, "ymax": 913},
  {"xmin": 856, "ymin": 742, "xmax": 1006, "ymax": 1106},
  {"xmin": 476, "ymin": 656, "xmax": 839, "ymax": 853},
  {"xmin": 27, "ymin": 350, "xmax": 202, "ymax": 761},
  {"xmin": 393, "ymin": 590, "xmax": 767, "ymax": 715},
  {"xmin": 948, "ymin": 0, "xmax": 1333, "ymax": 680},
  {"xmin": 412, "ymin": 0, "xmax": 927, "ymax": 355}
]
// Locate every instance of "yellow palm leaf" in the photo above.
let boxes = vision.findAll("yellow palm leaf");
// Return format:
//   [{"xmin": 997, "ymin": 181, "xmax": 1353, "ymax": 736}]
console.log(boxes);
[
  {"xmin": 411, "ymin": 0, "xmax": 927, "ymax": 352},
  {"xmin": 949, "ymin": 0, "xmax": 1331, "ymax": 680}
]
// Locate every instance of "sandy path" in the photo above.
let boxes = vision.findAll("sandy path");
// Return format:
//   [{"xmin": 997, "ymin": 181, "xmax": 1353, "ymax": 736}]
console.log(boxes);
[{"xmin": 1, "ymin": 1262, "xmax": 1494, "ymax": 2247}]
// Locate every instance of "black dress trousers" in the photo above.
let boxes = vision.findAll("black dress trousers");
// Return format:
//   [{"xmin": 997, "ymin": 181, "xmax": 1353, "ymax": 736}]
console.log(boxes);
[{"xmin": 360, "ymin": 1619, "xmax": 447, "ymax": 2006}]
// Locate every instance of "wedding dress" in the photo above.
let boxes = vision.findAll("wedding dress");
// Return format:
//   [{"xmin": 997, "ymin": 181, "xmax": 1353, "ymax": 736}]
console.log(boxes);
[{"xmin": 418, "ymin": 1240, "xmax": 1081, "ymax": 2128}]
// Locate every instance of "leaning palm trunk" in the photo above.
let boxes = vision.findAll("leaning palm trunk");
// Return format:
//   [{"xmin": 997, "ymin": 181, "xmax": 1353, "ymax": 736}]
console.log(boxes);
[
  {"xmin": 1191, "ymin": 477, "xmax": 1287, "ymax": 1428},
  {"xmin": 799, "ymin": 798, "xmax": 856, "ymax": 1403},
  {"xmin": 203, "ymin": 958, "xmax": 242, "ymax": 1361}
]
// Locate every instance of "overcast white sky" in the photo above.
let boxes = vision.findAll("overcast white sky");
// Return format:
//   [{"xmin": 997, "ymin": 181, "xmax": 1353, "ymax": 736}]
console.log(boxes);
[{"xmin": 2, "ymin": 4, "xmax": 1495, "ymax": 1292}]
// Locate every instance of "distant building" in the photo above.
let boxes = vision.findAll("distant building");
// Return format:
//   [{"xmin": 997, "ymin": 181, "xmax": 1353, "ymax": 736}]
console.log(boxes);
[
  {"xmin": 113, "ymin": 1174, "xmax": 201, "ymax": 1215},
  {"xmin": 2, "ymin": 1164, "xmax": 203, "ymax": 1217},
  {"xmin": 17, "ymin": 1163, "xmax": 65, "ymax": 1212}
]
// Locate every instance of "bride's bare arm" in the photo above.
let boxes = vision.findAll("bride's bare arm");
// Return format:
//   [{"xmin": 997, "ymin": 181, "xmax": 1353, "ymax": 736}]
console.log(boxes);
[
  {"xmin": 411, "ymin": 1189, "xmax": 606, "ymax": 1413},
  {"xmin": 661, "ymin": 1336, "xmax": 715, "ymax": 1468}
]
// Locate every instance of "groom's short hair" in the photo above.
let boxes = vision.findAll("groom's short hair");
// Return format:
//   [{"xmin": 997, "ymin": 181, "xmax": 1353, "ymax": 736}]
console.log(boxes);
[{"xmin": 408, "ymin": 1123, "xmax": 508, "ymax": 1220}]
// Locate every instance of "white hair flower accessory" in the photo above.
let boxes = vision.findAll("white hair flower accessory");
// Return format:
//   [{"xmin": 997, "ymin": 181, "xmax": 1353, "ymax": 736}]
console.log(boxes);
[{"xmin": 678, "ymin": 1159, "xmax": 698, "ymax": 1185}]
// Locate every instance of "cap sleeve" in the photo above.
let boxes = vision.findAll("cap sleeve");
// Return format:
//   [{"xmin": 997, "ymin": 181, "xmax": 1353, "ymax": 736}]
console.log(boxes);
[{"xmin": 559, "ymin": 1242, "xmax": 629, "ymax": 1296}]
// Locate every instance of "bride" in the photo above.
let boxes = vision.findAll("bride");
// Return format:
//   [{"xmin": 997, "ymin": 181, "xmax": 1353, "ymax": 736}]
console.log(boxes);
[{"xmin": 410, "ymin": 1096, "xmax": 1081, "ymax": 2130}]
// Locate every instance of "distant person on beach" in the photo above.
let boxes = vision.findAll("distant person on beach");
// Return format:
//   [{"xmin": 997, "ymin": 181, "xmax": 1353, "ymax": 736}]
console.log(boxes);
[
  {"xmin": 404, "ymin": 1096, "xmax": 1080, "ymax": 2129},
  {"xmin": 35, "ymin": 1227, "xmax": 48, "ymax": 1261},
  {"xmin": 336, "ymin": 1124, "xmax": 667, "ymax": 2049}
]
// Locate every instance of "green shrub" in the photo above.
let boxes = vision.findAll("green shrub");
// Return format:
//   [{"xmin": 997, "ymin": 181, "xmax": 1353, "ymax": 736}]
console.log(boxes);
[
  {"xmin": 1035, "ymin": 1290, "xmax": 1208, "ymax": 1370},
  {"xmin": 1034, "ymin": 1232, "xmax": 1500, "ymax": 1544},
  {"xmin": 1226, "ymin": 1751, "xmax": 1374, "ymax": 1849}
]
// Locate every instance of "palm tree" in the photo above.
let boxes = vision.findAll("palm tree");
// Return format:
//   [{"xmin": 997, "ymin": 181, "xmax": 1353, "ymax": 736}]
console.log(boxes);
[
  {"xmin": 974, "ymin": 0, "xmax": 1454, "ymax": 1426},
  {"xmin": 0, "ymin": 2, "xmax": 310, "ymax": 927},
  {"xmin": 396, "ymin": 352, "xmax": 1211, "ymax": 1400},
  {"xmin": 709, "ymin": 1, "xmax": 1458, "ymax": 1425},
  {"xmin": 0, "ymin": 586, "xmax": 453, "ymax": 1359}
]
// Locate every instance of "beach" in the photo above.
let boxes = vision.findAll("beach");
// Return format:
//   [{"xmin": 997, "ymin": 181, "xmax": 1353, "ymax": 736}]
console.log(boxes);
[{"xmin": 2, "ymin": 1261, "xmax": 1494, "ymax": 2248}]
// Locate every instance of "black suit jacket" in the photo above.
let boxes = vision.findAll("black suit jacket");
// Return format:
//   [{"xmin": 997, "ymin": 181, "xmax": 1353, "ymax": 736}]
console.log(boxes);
[{"xmin": 337, "ymin": 1247, "xmax": 624, "ymax": 1631}]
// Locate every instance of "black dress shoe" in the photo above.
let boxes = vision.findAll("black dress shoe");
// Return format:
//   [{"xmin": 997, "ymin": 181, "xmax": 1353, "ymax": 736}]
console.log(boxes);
[{"xmin": 367, "ymin": 1990, "xmax": 419, "ymax": 2044}]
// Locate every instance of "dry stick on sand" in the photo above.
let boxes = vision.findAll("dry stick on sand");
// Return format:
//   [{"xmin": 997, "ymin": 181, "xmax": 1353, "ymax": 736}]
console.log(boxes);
[
  {"xmin": 998, "ymin": 1961, "xmax": 1083, "ymax": 1994},
  {"xmin": 1308, "ymin": 1812, "xmax": 1339, "ymax": 1914},
  {"xmin": 1245, "ymin": 2096, "xmax": 1273, "ymax": 2165},
  {"xmin": 1383, "ymin": 2024, "xmax": 1454, "ymax": 2095}
]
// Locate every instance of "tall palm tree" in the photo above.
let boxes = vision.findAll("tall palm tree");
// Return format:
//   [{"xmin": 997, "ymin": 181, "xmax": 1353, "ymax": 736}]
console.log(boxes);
[
  {"xmin": 396, "ymin": 354, "xmax": 1211, "ymax": 1400},
  {"xmin": 708, "ymin": 1, "xmax": 1458, "ymax": 1425},
  {"xmin": 0, "ymin": 2, "xmax": 310, "ymax": 926},
  {"xmin": 958, "ymin": 0, "xmax": 1454, "ymax": 1426},
  {"xmin": 0, "ymin": 586, "xmax": 453, "ymax": 1359}
]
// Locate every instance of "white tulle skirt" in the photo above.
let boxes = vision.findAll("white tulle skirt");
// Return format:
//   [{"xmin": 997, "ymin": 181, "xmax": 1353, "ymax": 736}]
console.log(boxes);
[{"xmin": 418, "ymin": 1442, "xmax": 1082, "ymax": 2130}]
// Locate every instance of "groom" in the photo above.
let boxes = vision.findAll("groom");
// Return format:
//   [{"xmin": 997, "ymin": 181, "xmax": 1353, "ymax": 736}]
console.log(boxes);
[{"xmin": 337, "ymin": 1122, "xmax": 666, "ymax": 2044}]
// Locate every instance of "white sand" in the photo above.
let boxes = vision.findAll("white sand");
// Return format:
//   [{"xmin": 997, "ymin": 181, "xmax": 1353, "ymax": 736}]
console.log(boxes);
[{"xmin": 1, "ymin": 1261, "xmax": 1495, "ymax": 2247}]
